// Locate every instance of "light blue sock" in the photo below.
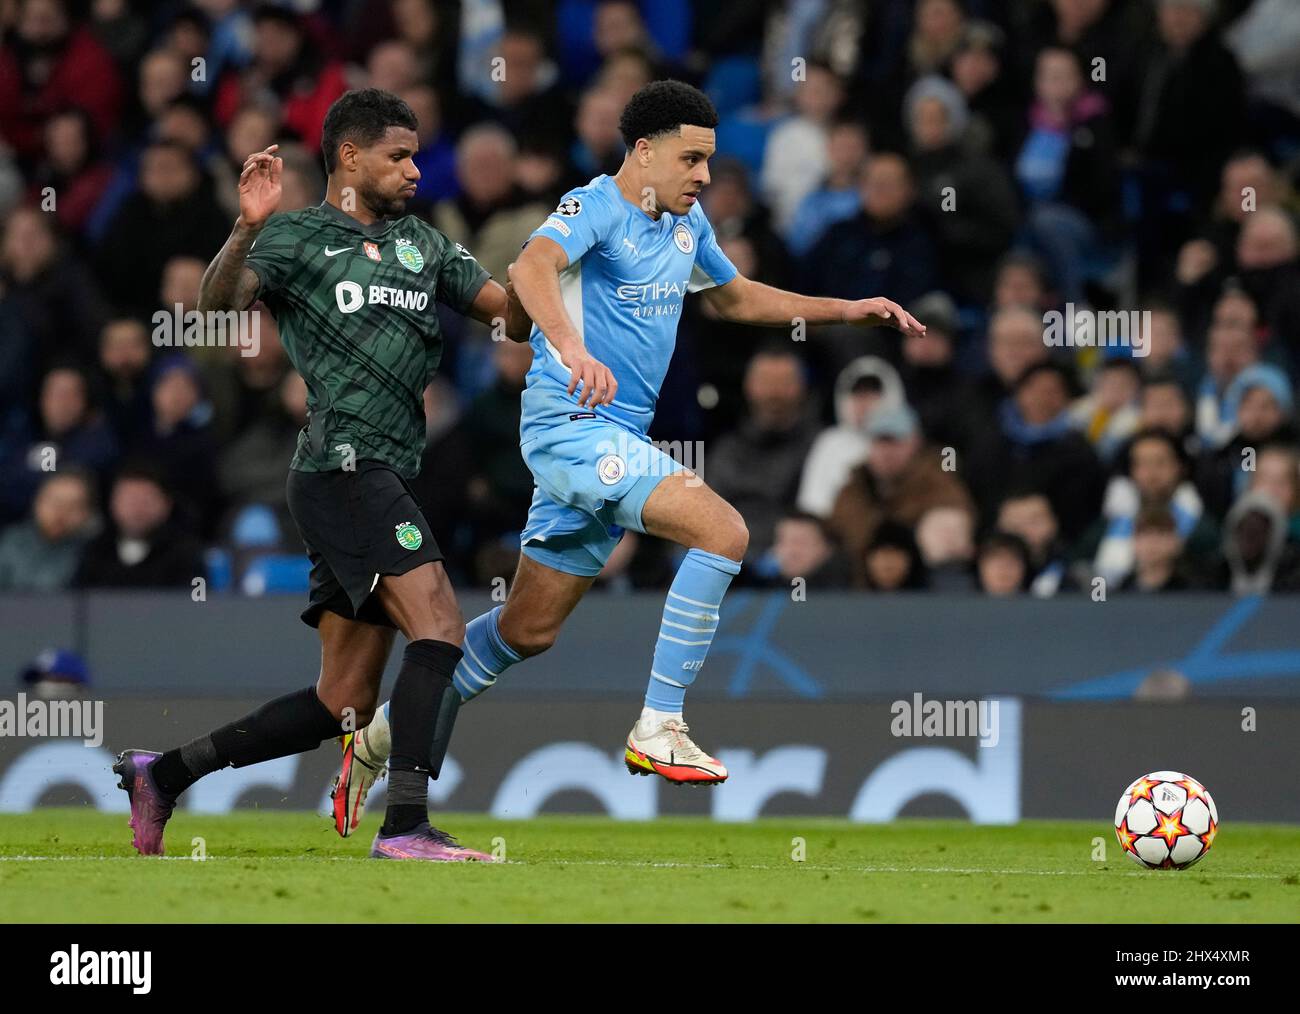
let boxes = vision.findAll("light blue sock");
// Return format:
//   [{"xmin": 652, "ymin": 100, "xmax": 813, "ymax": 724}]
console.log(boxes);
[
  {"xmin": 644, "ymin": 548, "xmax": 741, "ymax": 711},
  {"xmin": 451, "ymin": 605, "xmax": 523, "ymax": 701},
  {"xmin": 379, "ymin": 608, "xmax": 521, "ymax": 725}
]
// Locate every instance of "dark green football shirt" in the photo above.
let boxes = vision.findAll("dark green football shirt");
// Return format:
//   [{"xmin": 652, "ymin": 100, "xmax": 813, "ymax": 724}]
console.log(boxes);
[{"xmin": 246, "ymin": 202, "xmax": 490, "ymax": 477}]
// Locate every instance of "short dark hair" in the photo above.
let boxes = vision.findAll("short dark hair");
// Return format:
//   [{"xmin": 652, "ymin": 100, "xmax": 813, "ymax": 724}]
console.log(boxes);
[
  {"xmin": 1015, "ymin": 360, "xmax": 1079, "ymax": 397},
  {"xmin": 618, "ymin": 79, "xmax": 718, "ymax": 150},
  {"xmin": 320, "ymin": 89, "xmax": 418, "ymax": 174},
  {"xmin": 1124, "ymin": 427, "xmax": 1189, "ymax": 474},
  {"xmin": 978, "ymin": 530, "xmax": 1032, "ymax": 570}
]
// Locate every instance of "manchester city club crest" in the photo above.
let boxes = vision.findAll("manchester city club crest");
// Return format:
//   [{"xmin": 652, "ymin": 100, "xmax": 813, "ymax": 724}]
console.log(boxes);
[
  {"xmin": 673, "ymin": 223, "xmax": 694, "ymax": 254},
  {"xmin": 394, "ymin": 237, "xmax": 424, "ymax": 273},
  {"xmin": 394, "ymin": 521, "xmax": 423, "ymax": 550},
  {"xmin": 597, "ymin": 453, "xmax": 626, "ymax": 486}
]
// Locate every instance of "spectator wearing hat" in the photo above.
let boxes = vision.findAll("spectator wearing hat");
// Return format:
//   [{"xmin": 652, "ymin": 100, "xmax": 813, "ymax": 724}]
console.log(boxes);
[
  {"xmin": 965, "ymin": 361, "xmax": 1105, "ymax": 542},
  {"xmin": 0, "ymin": 470, "xmax": 97, "ymax": 591},
  {"xmin": 20, "ymin": 648, "xmax": 90, "ymax": 700},
  {"xmin": 1197, "ymin": 362, "xmax": 1297, "ymax": 518},
  {"xmin": 1118, "ymin": 504, "xmax": 1200, "ymax": 593},
  {"xmin": 1211, "ymin": 488, "xmax": 1300, "ymax": 594},
  {"xmin": 905, "ymin": 74, "xmax": 1019, "ymax": 304},
  {"xmin": 796, "ymin": 355, "xmax": 905, "ymax": 519},
  {"xmin": 828, "ymin": 402, "xmax": 974, "ymax": 579},
  {"xmin": 73, "ymin": 464, "xmax": 204, "ymax": 589}
]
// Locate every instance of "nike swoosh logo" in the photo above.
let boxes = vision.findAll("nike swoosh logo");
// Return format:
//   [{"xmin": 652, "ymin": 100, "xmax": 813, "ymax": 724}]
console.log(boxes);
[{"xmin": 324, "ymin": 246, "xmax": 353, "ymax": 257}]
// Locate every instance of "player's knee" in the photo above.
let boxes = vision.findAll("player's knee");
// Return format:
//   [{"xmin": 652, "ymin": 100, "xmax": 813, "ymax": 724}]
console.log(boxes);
[
  {"xmin": 507, "ymin": 624, "xmax": 558, "ymax": 659},
  {"xmin": 699, "ymin": 511, "xmax": 748, "ymax": 562}
]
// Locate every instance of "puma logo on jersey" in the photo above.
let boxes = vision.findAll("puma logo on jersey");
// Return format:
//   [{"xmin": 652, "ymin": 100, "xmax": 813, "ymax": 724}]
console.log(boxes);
[
  {"xmin": 622, "ymin": 237, "xmax": 639, "ymax": 256},
  {"xmin": 324, "ymin": 246, "xmax": 353, "ymax": 257}
]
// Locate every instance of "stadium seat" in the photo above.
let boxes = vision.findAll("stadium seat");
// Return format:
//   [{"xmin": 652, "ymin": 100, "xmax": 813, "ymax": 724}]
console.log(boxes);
[{"xmin": 240, "ymin": 554, "xmax": 311, "ymax": 597}]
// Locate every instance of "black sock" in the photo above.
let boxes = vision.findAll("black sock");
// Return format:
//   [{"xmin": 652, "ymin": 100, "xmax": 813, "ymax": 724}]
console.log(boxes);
[
  {"xmin": 381, "ymin": 639, "xmax": 463, "ymax": 836},
  {"xmin": 152, "ymin": 687, "xmax": 342, "ymax": 797}
]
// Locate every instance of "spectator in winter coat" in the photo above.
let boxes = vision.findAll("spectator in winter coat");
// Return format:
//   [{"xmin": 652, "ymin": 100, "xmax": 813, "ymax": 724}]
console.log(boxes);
[
  {"xmin": 828, "ymin": 403, "xmax": 974, "ymax": 577},
  {"xmin": 796, "ymin": 355, "xmax": 905, "ymax": 519}
]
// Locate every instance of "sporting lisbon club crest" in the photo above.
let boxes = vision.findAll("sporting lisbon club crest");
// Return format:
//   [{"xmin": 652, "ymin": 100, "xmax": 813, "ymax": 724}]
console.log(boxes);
[
  {"xmin": 394, "ymin": 237, "xmax": 424, "ymax": 273},
  {"xmin": 394, "ymin": 521, "xmax": 423, "ymax": 550}
]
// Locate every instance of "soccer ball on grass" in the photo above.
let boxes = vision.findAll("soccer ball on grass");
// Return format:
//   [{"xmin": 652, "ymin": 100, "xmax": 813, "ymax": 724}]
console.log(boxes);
[{"xmin": 1113, "ymin": 770, "xmax": 1218, "ymax": 869}]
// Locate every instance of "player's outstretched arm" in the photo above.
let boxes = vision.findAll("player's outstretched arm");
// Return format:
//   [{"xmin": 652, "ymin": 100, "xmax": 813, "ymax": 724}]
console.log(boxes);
[
  {"xmin": 509, "ymin": 238, "xmax": 618, "ymax": 407},
  {"xmin": 700, "ymin": 275, "xmax": 926, "ymax": 338},
  {"xmin": 466, "ymin": 275, "xmax": 533, "ymax": 342},
  {"xmin": 198, "ymin": 145, "xmax": 282, "ymax": 313}
]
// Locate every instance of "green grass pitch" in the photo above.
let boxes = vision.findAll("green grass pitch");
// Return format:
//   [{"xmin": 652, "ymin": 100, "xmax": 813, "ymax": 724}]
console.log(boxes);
[{"xmin": 2, "ymin": 810, "xmax": 1298, "ymax": 922}]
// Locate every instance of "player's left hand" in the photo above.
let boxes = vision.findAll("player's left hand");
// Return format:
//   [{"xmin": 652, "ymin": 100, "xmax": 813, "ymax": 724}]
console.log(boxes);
[{"xmin": 844, "ymin": 298, "xmax": 926, "ymax": 338}]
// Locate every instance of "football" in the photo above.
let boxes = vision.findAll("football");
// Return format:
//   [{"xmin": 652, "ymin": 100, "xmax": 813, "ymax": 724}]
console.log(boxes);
[{"xmin": 1114, "ymin": 771, "xmax": 1219, "ymax": 870}]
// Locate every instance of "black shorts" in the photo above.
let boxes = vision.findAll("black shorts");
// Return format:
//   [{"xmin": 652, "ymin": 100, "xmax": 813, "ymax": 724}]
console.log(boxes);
[{"xmin": 285, "ymin": 461, "xmax": 443, "ymax": 628}]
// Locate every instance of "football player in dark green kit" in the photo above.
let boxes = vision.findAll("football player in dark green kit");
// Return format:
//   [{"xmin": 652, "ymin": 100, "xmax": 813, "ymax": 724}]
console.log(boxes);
[{"xmin": 113, "ymin": 89, "xmax": 532, "ymax": 861}]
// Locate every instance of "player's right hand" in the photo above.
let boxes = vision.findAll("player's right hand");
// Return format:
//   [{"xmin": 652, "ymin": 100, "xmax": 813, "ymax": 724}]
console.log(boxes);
[
  {"xmin": 561, "ymin": 347, "xmax": 618, "ymax": 408},
  {"xmin": 238, "ymin": 145, "xmax": 282, "ymax": 229}
]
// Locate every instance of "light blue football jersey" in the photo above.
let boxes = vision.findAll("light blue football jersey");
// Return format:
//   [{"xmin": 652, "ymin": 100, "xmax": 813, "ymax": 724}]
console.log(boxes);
[{"xmin": 520, "ymin": 174, "xmax": 738, "ymax": 441}]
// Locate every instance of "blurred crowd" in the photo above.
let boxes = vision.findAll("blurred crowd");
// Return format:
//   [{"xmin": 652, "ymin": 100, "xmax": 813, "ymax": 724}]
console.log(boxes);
[{"xmin": 1, "ymin": 0, "xmax": 1300, "ymax": 598}]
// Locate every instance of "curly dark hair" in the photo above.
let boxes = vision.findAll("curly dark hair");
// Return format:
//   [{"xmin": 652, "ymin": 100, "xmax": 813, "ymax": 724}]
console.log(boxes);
[
  {"xmin": 320, "ymin": 89, "xmax": 418, "ymax": 174},
  {"xmin": 618, "ymin": 80, "xmax": 718, "ymax": 150}
]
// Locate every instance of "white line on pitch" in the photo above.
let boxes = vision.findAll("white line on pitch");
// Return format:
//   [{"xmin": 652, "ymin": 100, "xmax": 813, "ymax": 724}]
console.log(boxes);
[{"xmin": 0, "ymin": 854, "xmax": 1285, "ymax": 880}]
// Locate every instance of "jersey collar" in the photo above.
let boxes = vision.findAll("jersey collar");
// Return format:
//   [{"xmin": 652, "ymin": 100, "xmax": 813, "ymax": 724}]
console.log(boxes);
[{"xmin": 317, "ymin": 200, "xmax": 395, "ymax": 237}]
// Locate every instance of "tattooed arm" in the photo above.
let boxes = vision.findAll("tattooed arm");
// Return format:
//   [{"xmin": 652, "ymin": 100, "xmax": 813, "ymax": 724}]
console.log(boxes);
[{"xmin": 198, "ymin": 145, "xmax": 282, "ymax": 312}]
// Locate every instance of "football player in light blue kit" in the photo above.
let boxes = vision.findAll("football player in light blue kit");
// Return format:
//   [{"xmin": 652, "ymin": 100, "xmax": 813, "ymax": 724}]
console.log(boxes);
[{"xmin": 330, "ymin": 81, "xmax": 924, "ymax": 828}]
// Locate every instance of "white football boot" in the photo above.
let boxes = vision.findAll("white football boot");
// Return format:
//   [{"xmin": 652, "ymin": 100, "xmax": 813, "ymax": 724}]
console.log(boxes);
[
  {"xmin": 330, "ymin": 707, "xmax": 390, "ymax": 837},
  {"xmin": 625, "ymin": 714, "xmax": 727, "ymax": 785}
]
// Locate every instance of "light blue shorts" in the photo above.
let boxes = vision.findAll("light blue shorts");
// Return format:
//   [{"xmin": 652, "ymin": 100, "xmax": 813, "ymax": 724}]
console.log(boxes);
[{"xmin": 518, "ymin": 416, "xmax": 684, "ymax": 577}]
